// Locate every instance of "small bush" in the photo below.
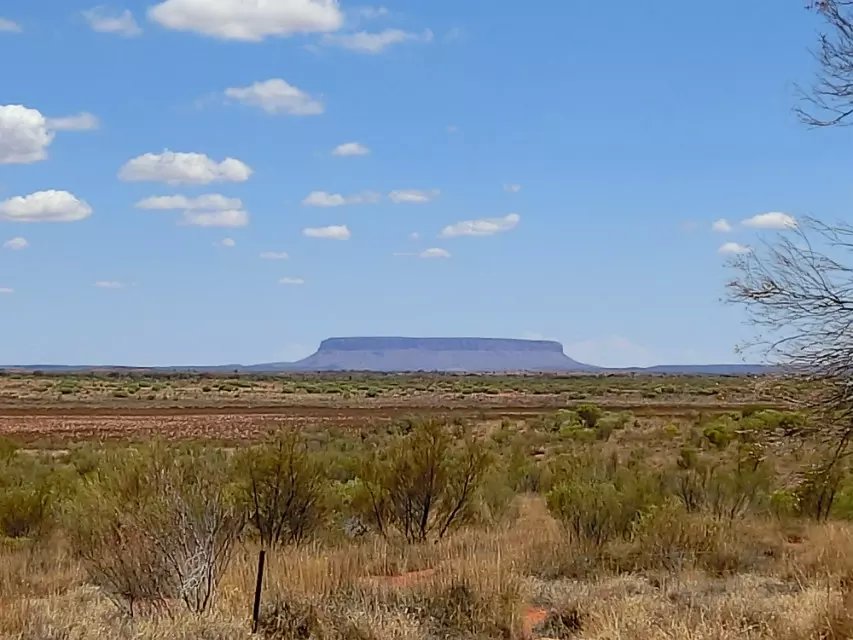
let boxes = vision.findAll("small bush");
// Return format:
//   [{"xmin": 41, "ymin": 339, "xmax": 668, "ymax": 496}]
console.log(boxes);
[
  {"xmin": 67, "ymin": 445, "xmax": 242, "ymax": 616},
  {"xmin": 257, "ymin": 595, "xmax": 325, "ymax": 640},
  {"xmin": 235, "ymin": 432, "xmax": 328, "ymax": 547},
  {"xmin": 416, "ymin": 580, "xmax": 521, "ymax": 639},
  {"xmin": 630, "ymin": 499, "xmax": 722, "ymax": 570},
  {"xmin": 575, "ymin": 404, "xmax": 603, "ymax": 429},
  {"xmin": 351, "ymin": 420, "xmax": 493, "ymax": 542},
  {"xmin": 770, "ymin": 489, "xmax": 799, "ymax": 519},
  {"xmin": 0, "ymin": 456, "xmax": 69, "ymax": 540},
  {"xmin": 506, "ymin": 442, "xmax": 545, "ymax": 492},
  {"xmin": 546, "ymin": 454, "xmax": 664, "ymax": 545},
  {"xmin": 669, "ymin": 447, "xmax": 773, "ymax": 520}
]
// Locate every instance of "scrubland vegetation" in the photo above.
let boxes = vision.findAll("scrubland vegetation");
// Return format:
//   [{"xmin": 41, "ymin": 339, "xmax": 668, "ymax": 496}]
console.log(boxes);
[
  {"xmin": 3, "ymin": 403, "xmax": 853, "ymax": 639},
  {"xmin": 0, "ymin": 371, "xmax": 796, "ymax": 408}
]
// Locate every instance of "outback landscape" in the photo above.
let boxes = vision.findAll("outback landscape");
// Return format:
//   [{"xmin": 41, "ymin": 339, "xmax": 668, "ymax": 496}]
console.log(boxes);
[
  {"xmin": 2, "ymin": 369, "xmax": 853, "ymax": 640},
  {"xmin": 6, "ymin": 0, "xmax": 853, "ymax": 638}
]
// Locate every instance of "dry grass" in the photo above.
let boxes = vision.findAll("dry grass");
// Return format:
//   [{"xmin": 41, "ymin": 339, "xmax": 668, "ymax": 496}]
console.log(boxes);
[{"xmin": 2, "ymin": 497, "xmax": 853, "ymax": 640}]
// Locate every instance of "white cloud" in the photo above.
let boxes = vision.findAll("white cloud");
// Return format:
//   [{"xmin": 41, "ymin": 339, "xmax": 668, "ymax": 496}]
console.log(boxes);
[
  {"xmin": 742, "ymin": 212, "xmax": 797, "ymax": 230},
  {"xmin": 0, "ymin": 105, "xmax": 54, "ymax": 164},
  {"xmin": 136, "ymin": 194, "xmax": 242, "ymax": 211},
  {"xmin": 0, "ymin": 18, "xmax": 21, "ymax": 32},
  {"xmin": 149, "ymin": 0, "xmax": 343, "ymax": 41},
  {"xmin": 119, "ymin": 150, "xmax": 252, "ymax": 184},
  {"xmin": 322, "ymin": 28, "xmax": 432, "ymax": 54},
  {"xmin": 332, "ymin": 142, "xmax": 370, "ymax": 156},
  {"xmin": 218, "ymin": 237, "xmax": 236, "ymax": 248},
  {"xmin": 279, "ymin": 277, "xmax": 305, "ymax": 285},
  {"xmin": 0, "ymin": 105, "xmax": 99, "ymax": 164},
  {"xmin": 303, "ymin": 225, "xmax": 350, "ymax": 240},
  {"xmin": 95, "ymin": 280, "xmax": 125, "ymax": 289},
  {"xmin": 2, "ymin": 237, "xmax": 28, "ymax": 250},
  {"xmin": 712, "ymin": 218, "xmax": 732, "ymax": 233},
  {"xmin": 137, "ymin": 194, "xmax": 248, "ymax": 228},
  {"xmin": 388, "ymin": 189, "xmax": 439, "ymax": 204},
  {"xmin": 46, "ymin": 112, "xmax": 100, "ymax": 131},
  {"xmin": 303, "ymin": 191, "xmax": 345, "ymax": 207},
  {"xmin": 260, "ymin": 251, "xmax": 289, "ymax": 260},
  {"xmin": 441, "ymin": 213, "xmax": 520, "ymax": 238},
  {"xmin": 0, "ymin": 191, "xmax": 92, "ymax": 223},
  {"xmin": 302, "ymin": 190, "xmax": 380, "ymax": 207},
  {"xmin": 225, "ymin": 78, "xmax": 324, "ymax": 116},
  {"xmin": 182, "ymin": 209, "xmax": 249, "ymax": 228},
  {"xmin": 419, "ymin": 247, "xmax": 450, "ymax": 259},
  {"xmin": 503, "ymin": 183, "xmax": 522, "ymax": 193},
  {"xmin": 0, "ymin": 287, "xmax": 14, "ymax": 294},
  {"xmin": 718, "ymin": 242, "xmax": 751, "ymax": 255},
  {"xmin": 82, "ymin": 7, "xmax": 142, "ymax": 37}
]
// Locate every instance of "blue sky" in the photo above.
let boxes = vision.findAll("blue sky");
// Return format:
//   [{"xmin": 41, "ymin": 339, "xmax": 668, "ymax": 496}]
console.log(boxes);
[{"xmin": 0, "ymin": 1, "xmax": 847, "ymax": 367}]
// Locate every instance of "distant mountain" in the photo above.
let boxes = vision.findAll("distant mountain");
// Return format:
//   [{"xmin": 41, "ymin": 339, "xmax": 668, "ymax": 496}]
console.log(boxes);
[
  {"xmin": 631, "ymin": 364, "xmax": 774, "ymax": 375},
  {"xmin": 3, "ymin": 337, "xmax": 771, "ymax": 375},
  {"xmin": 248, "ymin": 337, "xmax": 598, "ymax": 373}
]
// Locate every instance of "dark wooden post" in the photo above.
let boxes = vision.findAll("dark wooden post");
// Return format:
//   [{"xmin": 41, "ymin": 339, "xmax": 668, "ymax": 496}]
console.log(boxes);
[{"xmin": 252, "ymin": 549, "xmax": 266, "ymax": 633}]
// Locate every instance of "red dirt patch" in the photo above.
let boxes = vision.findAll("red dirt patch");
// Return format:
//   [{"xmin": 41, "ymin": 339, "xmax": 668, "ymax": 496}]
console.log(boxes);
[{"xmin": 523, "ymin": 605, "xmax": 549, "ymax": 639}]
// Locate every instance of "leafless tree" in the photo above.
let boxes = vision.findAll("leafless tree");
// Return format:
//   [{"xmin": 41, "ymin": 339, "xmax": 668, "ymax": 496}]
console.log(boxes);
[
  {"xmin": 726, "ymin": 218, "xmax": 853, "ymax": 511},
  {"xmin": 799, "ymin": 1, "xmax": 853, "ymax": 126}
]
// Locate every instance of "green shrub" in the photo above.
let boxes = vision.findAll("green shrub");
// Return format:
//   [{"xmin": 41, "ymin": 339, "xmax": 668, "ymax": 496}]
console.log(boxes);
[
  {"xmin": 0, "ymin": 456, "xmax": 72, "ymax": 540},
  {"xmin": 832, "ymin": 484, "xmax": 853, "ymax": 520},
  {"xmin": 630, "ymin": 499, "xmax": 723, "ymax": 569},
  {"xmin": 351, "ymin": 420, "xmax": 493, "ymax": 542},
  {"xmin": 506, "ymin": 442, "xmax": 544, "ymax": 492},
  {"xmin": 770, "ymin": 489, "xmax": 799, "ymax": 519},
  {"xmin": 546, "ymin": 454, "xmax": 664, "ymax": 545},
  {"xmin": 794, "ymin": 458, "xmax": 845, "ymax": 521},
  {"xmin": 558, "ymin": 425, "xmax": 597, "ymax": 442},
  {"xmin": 575, "ymin": 404, "xmax": 603, "ymax": 429},
  {"xmin": 234, "ymin": 432, "xmax": 328, "ymax": 547},
  {"xmin": 702, "ymin": 416, "xmax": 737, "ymax": 449},
  {"xmin": 740, "ymin": 410, "xmax": 808, "ymax": 437},
  {"xmin": 547, "ymin": 480, "xmax": 625, "ymax": 545},
  {"xmin": 477, "ymin": 466, "xmax": 517, "ymax": 524},
  {"xmin": 669, "ymin": 446, "xmax": 773, "ymax": 520},
  {"xmin": 662, "ymin": 423, "xmax": 681, "ymax": 439},
  {"xmin": 67, "ymin": 445, "xmax": 243, "ymax": 615}
]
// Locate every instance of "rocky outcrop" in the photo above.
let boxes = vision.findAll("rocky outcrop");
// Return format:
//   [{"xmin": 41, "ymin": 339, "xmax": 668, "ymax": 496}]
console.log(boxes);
[{"xmin": 267, "ymin": 337, "xmax": 597, "ymax": 373}]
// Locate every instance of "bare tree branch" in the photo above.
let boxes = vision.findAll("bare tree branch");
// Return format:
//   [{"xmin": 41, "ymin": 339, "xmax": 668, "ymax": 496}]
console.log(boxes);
[
  {"xmin": 799, "ymin": 1, "xmax": 853, "ymax": 126},
  {"xmin": 727, "ymin": 217, "xmax": 853, "ymax": 451}
]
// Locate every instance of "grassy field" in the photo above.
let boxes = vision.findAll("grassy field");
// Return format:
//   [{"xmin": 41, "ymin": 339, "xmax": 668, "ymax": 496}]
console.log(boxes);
[{"xmin": 1, "ymin": 372, "xmax": 851, "ymax": 639}]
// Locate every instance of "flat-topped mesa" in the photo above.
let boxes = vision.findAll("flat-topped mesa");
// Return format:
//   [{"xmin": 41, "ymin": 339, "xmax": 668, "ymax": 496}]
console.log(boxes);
[
  {"xmin": 286, "ymin": 336, "xmax": 594, "ymax": 372},
  {"xmin": 317, "ymin": 337, "xmax": 566, "ymax": 353}
]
